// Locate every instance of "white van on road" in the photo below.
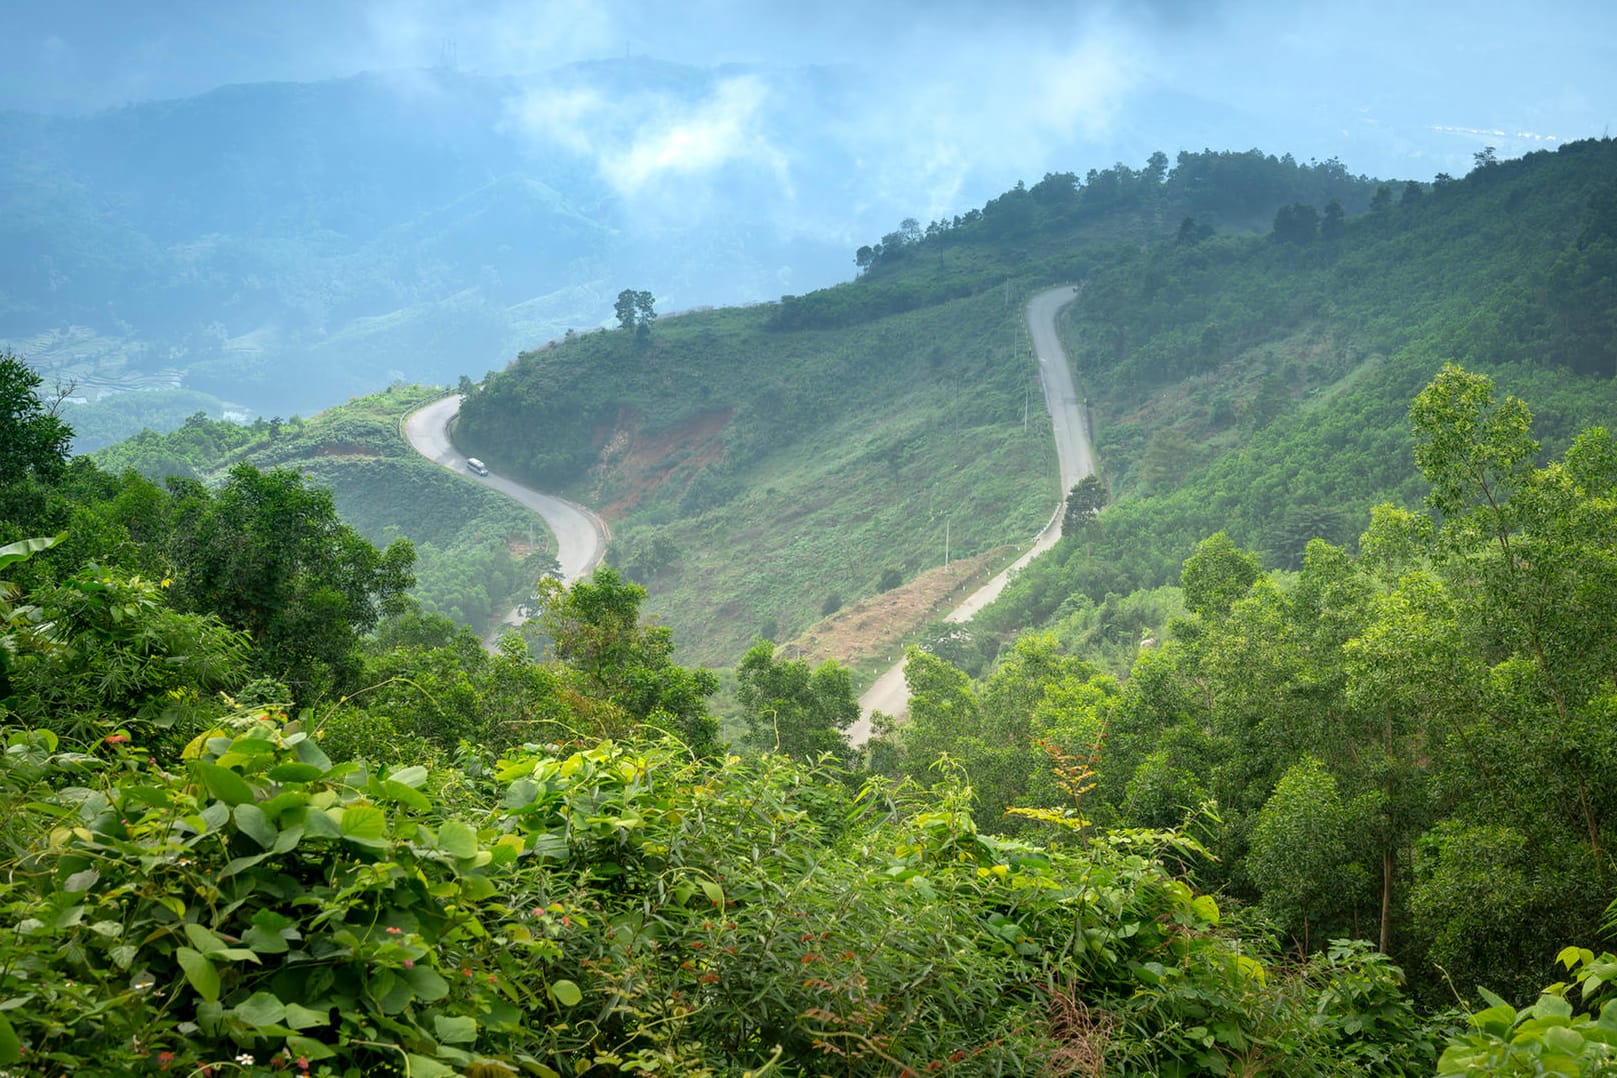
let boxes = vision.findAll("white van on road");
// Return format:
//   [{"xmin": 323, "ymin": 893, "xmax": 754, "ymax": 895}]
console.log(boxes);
[{"xmin": 466, "ymin": 457, "xmax": 489, "ymax": 476}]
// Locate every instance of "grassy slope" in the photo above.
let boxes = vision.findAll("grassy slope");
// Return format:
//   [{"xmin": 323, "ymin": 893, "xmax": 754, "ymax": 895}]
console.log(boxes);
[
  {"xmin": 455, "ymin": 152, "xmax": 1386, "ymax": 667},
  {"xmin": 94, "ymin": 384, "xmax": 549, "ymax": 628},
  {"xmin": 978, "ymin": 138, "xmax": 1617, "ymax": 644},
  {"xmin": 461, "ymin": 295, "xmax": 1056, "ymax": 665}
]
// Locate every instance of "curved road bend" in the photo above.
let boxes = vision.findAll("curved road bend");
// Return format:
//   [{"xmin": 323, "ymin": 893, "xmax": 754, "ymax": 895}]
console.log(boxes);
[
  {"xmin": 402, "ymin": 395, "xmax": 610, "ymax": 631},
  {"xmin": 849, "ymin": 285, "xmax": 1093, "ymax": 745}
]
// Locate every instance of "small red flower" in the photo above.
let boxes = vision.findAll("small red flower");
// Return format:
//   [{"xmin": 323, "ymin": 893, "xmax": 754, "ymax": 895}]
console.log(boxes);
[{"xmin": 105, "ymin": 733, "xmax": 130, "ymax": 745}]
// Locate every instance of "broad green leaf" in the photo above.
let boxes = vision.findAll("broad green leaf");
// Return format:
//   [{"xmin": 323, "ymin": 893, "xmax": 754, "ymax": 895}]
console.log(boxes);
[
  {"xmin": 1541, "ymin": 1026, "xmax": 1584, "ymax": 1055},
  {"xmin": 267, "ymin": 762, "xmax": 325, "ymax": 783},
  {"xmin": 402, "ymin": 965, "xmax": 449, "ymax": 1001},
  {"xmin": 405, "ymin": 1055, "xmax": 455, "ymax": 1078},
  {"xmin": 382, "ymin": 780, "xmax": 432, "ymax": 811},
  {"xmin": 550, "ymin": 979, "xmax": 582, "ymax": 1007},
  {"xmin": 1191, "ymin": 894, "xmax": 1221, "ymax": 925},
  {"xmin": 460, "ymin": 875, "xmax": 497, "ymax": 902},
  {"xmin": 233, "ymin": 803, "xmax": 277, "ymax": 849},
  {"xmin": 338, "ymin": 804, "xmax": 387, "ymax": 846},
  {"xmin": 195, "ymin": 763, "xmax": 255, "ymax": 806},
  {"xmin": 286, "ymin": 1036, "xmax": 336, "ymax": 1061},
  {"xmin": 232, "ymin": 991, "xmax": 286, "ymax": 1028},
  {"xmin": 303, "ymin": 808, "xmax": 342, "ymax": 839},
  {"xmin": 388, "ymin": 765, "xmax": 429, "ymax": 789},
  {"xmin": 501, "ymin": 779, "xmax": 539, "ymax": 808},
  {"xmin": 120, "ymin": 785, "xmax": 172, "ymax": 808},
  {"xmin": 259, "ymin": 789, "xmax": 310, "ymax": 819},
  {"xmin": 530, "ymin": 832, "xmax": 568, "ymax": 860},
  {"xmin": 294, "ymin": 738, "xmax": 333, "ymax": 771},
  {"xmin": 1470, "ymin": 1004, "xmax": 1518, "ymax": 1034},
  {"xmin": 185, "ymin": 923, "xmax": 227, "ymax": 956},
  {"xmin": 373, "ymin": 970, "xmax": 414, "ymax": 1015},
  {"xmin": 63, "ymin": 867, "xmax": 99, "ymax": 893},
  {"xmin": 283, "ymin": 1002, "xmax": 329, "ymax": 1029},
  {"xmin": 0, "ymin": 534, "xmax": 62, "ymax": 573},
  {"xmin": 699, "ymin": 880, "xmax": 725, "ymax": 909},
  {"xmin": 242, "ymin": 923, "xmax": 290, "ymax": 955},
  {"xmin": 176, "ymin": 947, "xmax": 220, "ymax": 1002},
  {"xmin": 436, "ymin": 819, "xmax": 479, "ymax": 860},
  {"xmin": 488, "ymin": 834, "xmax": 524, "ymax": 865},
  {"xmin": 434, "ymin": 1014, "xmax": 478, "ymax": 1043},
  {"xmin": 0, "ymin": 1012, "xmax": 17, "ymax": 1064}
]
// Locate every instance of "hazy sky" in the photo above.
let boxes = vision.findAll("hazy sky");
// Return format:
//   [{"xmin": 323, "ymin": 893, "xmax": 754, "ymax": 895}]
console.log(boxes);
[{"xmin": 6, "ymin": 0, "xmax": 1615, "ymax": 226}]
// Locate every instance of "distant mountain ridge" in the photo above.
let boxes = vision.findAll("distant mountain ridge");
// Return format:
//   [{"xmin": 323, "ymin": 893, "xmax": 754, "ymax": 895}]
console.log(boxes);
[{"xmin": 0, "ymin": 61, "xmax": 880, "ymax": 444}]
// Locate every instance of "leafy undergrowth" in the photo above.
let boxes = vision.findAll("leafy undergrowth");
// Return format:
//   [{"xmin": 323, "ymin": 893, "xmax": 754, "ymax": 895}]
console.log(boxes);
[{"xmin": 0, "ymin": 715, "xmax": 1443, "ymax": 1077}]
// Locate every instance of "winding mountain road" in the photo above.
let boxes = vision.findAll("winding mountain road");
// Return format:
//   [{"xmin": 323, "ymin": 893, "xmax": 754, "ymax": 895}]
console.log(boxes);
[
  {"xmin": 405, "ymin": 284, "xmax": 1090, "ymax": 714},
  {"xmin": 848, "ymin": 285, "xmax": 1093, "ymax": 745},
  {"xmin": 402, "ymin": 395, "xmax": 610, "ymax": 620}
]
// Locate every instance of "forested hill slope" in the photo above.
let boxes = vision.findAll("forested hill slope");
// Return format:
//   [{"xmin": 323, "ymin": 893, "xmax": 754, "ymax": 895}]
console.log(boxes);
[
  {"xmin": 92, "ymin": 386, "xmax": 548, "ymax": 629},
  {"xmin": 977, "ymin": 136, "xmax": 1617, "ymax": 652},
  {"xmin": 454, "ymin": 149, "xmax": 1384, "ymax": 665}
]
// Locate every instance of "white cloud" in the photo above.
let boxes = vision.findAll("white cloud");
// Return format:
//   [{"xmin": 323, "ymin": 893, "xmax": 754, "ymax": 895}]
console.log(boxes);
[
  {"xmin": 605, "ymin": 76, "xmax": 789, "ymax": 195},
  {"xmin": 1430, "ymin": 124, "xmax": 1561, "ymax": 143}
]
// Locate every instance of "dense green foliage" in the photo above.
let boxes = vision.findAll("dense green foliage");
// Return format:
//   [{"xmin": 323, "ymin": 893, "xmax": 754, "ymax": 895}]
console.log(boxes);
[
  {"xmin": 892, "ymin": 367, "xmax": 1617, "ymax": 1017},
  {"xmin": 735, "ymin": 640, "xmax": 859, "ymax": 761},
  {"xmin": 9, "ymin": 139, "xmax": 1617, "ymax": 1073},
  {"xmin": 5, "ymin": 350, "xmax": 1616, "ymax": 1074},
  {"xmin": 0, "ymin": 523, "xmax": 1448, "ymax": 1076},
  {"xmin": 93, "ymin": 384, "xmax": 550, "ymax": 630},
  {"xmin": 0, "ymin": 353, "xmax": 73, "ymax": 485}
]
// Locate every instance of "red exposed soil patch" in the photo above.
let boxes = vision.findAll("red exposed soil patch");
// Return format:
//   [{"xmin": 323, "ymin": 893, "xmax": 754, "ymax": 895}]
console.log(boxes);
[
  {"xmin": 591, "ymin": 409, "xmax": 733, "ymax": 518},
  {"xmin": 788, "ymin": 547, "xmax": 1014, "ymax": 667}
]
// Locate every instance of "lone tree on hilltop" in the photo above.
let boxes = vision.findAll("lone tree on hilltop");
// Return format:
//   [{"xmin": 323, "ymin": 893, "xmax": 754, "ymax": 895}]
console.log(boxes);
[{"xmin": 614, "ymin": 289, "xmax": 657, "ymax": 338}]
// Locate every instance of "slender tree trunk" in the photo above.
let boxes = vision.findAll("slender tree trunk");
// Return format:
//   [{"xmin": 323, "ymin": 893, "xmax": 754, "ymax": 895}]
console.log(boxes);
[
  {"xmin": 1379, "ymin": 846, "xmax": 1393, "ymax": 954},
  {"xmin": 1381, "ymin": 717, "xmax": 1395, "ymax": 954}
]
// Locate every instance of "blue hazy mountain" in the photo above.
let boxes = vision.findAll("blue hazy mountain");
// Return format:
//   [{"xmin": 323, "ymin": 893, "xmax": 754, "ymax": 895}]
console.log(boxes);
[{"xmin": 0, "ymin": 61, "xmax": 876, "ymax": 442}]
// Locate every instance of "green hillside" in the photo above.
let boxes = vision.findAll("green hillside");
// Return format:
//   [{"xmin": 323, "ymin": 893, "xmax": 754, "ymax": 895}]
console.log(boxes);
[
  {"xmin": 980, "ymin": 136, "xmax": 1617, "ymax": 644},
  {"xmin": 456, "ymin": 149, "xmax": 1385, "ymax": 665},
  {"xmin": 93, "ymin": 384, "xmax": 549, "ymax": 628}
]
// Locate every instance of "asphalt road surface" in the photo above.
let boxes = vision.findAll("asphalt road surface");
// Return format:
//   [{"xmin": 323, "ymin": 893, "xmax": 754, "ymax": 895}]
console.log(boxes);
[
  {"xmin": 848, "ymin": 285, "xmax": 1093, "ymax": 745},
  {"xmin": 402, "ymin": 395, "xmax": 610, "ymax": 617}
]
